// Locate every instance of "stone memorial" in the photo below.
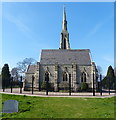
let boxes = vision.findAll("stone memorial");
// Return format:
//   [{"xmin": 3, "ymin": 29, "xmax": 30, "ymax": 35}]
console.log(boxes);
[{"xmin": 2, "ymin": 100, "xmax": 18, "ymax": 113}]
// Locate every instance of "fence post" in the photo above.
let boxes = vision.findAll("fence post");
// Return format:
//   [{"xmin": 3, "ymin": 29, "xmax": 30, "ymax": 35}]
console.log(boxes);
[
  {"xmin": 57, "ymin": 82, "xmax": 59, "ymax": 92},
  {"xmin": 3, "ymin": 87, "xmax": 5, "ymax": 92},
  {"xmin": 45, "ymin": 72, "xmax": 49, "ymax": 95},
  {"xmin": 93, "ymin": 71, "xmax": 95, "ymax": 96},
  {"xmin": 20, "ymin": 76, "xmax": 23, "ymax": 94},
  {"xmin": 69, "ymin": 74, "xmax": 71, "ymax": 96},
  {"xmin": 100, "ymin": 74, "xmax": 102, "ymax": 96},
  {"xmin": 108, "ymin": 76, "xmax": 110, "ymax": 95},
  {"xmin": 10, "ymin": 77, "xmax": 13, "ymax": 93},
  {"xmin": 3, "ymin": 79, "xmax": 5, "ymax": 92},
  {"xmin": 32, "ymin": 75, "xmax": 34, "ymax": 94},
  {"xmin": 39, "ymin": 80, "xmax": 41, "ymax": 91}
]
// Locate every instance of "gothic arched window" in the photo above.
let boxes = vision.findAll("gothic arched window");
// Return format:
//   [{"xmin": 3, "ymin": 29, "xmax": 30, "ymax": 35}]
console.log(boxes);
[
  {"xmin": 81, "ymin": 72, "xmax": 86, "ymax": 83},
  {"xmin": 63, "ymin": 72, "xmax": 68, "ymax": 81},
  {"xmin": 45, "ymin": 71, "xmax": 49, "ymax": 82}
]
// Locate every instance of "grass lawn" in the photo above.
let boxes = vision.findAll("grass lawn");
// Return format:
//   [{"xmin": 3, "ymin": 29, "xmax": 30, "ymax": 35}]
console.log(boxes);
[{"xmin": 0, "ymin": 93, "xmax": 115, "ymax": 118}]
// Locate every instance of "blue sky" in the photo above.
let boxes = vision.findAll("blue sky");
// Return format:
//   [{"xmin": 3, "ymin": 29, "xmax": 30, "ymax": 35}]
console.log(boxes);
[{"xmin": 2, "ymin": 2, "xmax": 114, "ymax": 75}]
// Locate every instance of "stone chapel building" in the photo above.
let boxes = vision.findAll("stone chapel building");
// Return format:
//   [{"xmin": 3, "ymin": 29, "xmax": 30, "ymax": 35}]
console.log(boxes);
[{"xmin": 24, "ymin": 8, "xmax": 98, "ymax": 91}]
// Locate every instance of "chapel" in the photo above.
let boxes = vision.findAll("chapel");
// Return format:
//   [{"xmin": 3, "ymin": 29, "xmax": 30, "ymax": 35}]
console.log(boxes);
[{"xmin": 24, "ymin": 7, "xmax": 98, "ymax": 91}]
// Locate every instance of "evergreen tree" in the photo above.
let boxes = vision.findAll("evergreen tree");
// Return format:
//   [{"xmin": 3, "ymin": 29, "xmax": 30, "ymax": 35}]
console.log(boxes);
[
  {"xmin": 102, "ymin": 65, "xmax": 115, "ymax": 89},
  {"xmin": 2, "ymin": 64, "xmax": 11, "ymax": 88}
]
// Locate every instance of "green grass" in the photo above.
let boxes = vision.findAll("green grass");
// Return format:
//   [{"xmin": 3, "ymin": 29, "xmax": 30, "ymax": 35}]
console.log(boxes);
[{"xmin": 1, "ymin": 93, "xmax": 115, "ymax": 118}]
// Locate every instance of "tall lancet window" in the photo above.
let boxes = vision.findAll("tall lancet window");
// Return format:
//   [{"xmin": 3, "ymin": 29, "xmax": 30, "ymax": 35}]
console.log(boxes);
[
  {"xmin": 45, "ymin": 71, "xmax": 49, "ymax": 82},
  {"xmin": 64, "ymin": 38, "xmax": 66, "ymax": 49},
  {"xmin": 63, "ymin": 72, "xmax": 68, "ymax": 81},
  {"xmin": 81, "ymin": 72, "xmax": 86, "ymax": 82}
]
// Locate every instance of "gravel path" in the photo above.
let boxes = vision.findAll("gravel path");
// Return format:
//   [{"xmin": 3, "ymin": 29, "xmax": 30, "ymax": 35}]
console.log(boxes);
[{"xmin": 0, "ymin": 88, "xmax": 115, "ymax": 98}]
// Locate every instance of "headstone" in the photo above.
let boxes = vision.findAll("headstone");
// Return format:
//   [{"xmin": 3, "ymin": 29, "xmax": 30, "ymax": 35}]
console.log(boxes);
[{"xmin": 2, "ymin": 100, "xmax": 18, "ymax": 113}]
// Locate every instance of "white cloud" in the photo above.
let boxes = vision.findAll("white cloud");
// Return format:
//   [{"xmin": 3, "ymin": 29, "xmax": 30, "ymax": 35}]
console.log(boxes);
[
  {"xmin": 5, "ymin": 14, "xmax": 31, "ymax": 33},
  {"xmin": 81, "ymin": 23, "xmax": 103, "ymax": 41},
  {"xmin": 4, "ymin": 14, "xmax": 39, "ymax": 42},
  {"xmin": 103, "ymin": 56, "xmax": 114, "ymax": 65},
  {"xmin": 82, "ymin": 13, "xmax": 113, "ymax": 40},
  {"xmin": 89, "ymin": 23, "xmax": 103, "ymax": 36}
]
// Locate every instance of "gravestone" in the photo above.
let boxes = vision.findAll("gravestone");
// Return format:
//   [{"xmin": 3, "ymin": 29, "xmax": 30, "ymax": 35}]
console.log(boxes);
[{"xmin": 2, "ymin": 100, "xmax": 18, "ymax": 113}]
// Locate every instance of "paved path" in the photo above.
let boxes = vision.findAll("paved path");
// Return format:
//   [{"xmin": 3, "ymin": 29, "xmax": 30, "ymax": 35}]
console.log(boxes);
[{"xmin": 0, "ymin": 88, "xmax": 115, "ymax": 98}]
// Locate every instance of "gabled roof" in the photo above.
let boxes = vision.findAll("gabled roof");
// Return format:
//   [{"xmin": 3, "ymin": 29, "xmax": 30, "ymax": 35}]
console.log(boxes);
[
  {"xmin": 40, "ymin": 49, "xmax": 92, "ymax": 65},
  {"xmin": 26, "ymin": 65, "xmax": 36, "ymax": 74}
]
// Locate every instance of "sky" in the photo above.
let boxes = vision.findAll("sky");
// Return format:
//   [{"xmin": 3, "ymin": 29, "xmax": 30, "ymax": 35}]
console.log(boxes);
[{"xmin": 1, "ymin": 2, "xmax": 114, "ymax": 75}]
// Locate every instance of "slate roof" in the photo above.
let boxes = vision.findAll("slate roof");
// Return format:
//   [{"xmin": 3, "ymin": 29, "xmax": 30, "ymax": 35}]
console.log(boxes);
[
  {"xmin": 40, "ymin": 49, "xmax": 92, "ymax": 65},
  {"xmin": 26, "ymin": 65, "xmax": 36, "ymax": 73}
]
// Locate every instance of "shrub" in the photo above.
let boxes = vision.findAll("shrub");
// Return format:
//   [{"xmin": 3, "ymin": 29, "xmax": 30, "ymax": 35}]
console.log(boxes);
[
  {"xmin": 59, "ymin": 82, "xmax": 69, "ymax": 90},
  {"xmin": 41, "ymin": 81, "xmax": 54, "ymax": 91},
  {"xmin": 79, "ymin": 82, "xmax": 88, "ymax": 91},
  {"xmin": 59, "ymin": 90, "xmax": 68, "ymax": 92}
]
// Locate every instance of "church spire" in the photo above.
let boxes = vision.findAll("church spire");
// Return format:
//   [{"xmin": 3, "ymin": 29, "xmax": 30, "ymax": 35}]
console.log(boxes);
[
  {"xmin": 60, "ymin": 6, "xmax": 70, "ymax": 49},
  {"xmin": 62, "ymin": 6, "xmax": 67, "ymax": 31}
]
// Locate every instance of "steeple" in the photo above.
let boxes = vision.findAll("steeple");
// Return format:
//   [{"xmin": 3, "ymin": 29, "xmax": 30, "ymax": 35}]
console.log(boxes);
[
  {"xmin": 62, "ymin": 6, "xmax": 67, "ymax": 31},
  {"xmin": 60, "ymin": 6, "xmax": 70, "ymax": 49}
]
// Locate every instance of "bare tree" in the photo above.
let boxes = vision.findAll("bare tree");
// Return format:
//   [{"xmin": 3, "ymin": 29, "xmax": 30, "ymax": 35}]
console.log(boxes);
[
  {"xmin": 17, "ymin": 58, "xmax": 36, "ymax": 74},
  {"xmin": 96, "ymin": 66, "xmax": 102, "ymax": 82},
  {"xmin": 11, "ymin": 67, "xmax": 19, "ymax": 81},
  {"xmin": 97, "ymin": 66, "xmax": 102, "ymax": 75}
]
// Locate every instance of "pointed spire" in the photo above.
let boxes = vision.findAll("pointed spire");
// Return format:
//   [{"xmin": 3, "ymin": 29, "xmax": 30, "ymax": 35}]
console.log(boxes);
[
  {"xmin": 60, "ymin": 6, "xmax": 70, "ymax": 49},
  {"xmin": 63, "ymin": 6, "xmax": 66, "ymax": 22},
  {"xmin": 62, "ymin": 6, "xmax": 67, "ymax": 31}
]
